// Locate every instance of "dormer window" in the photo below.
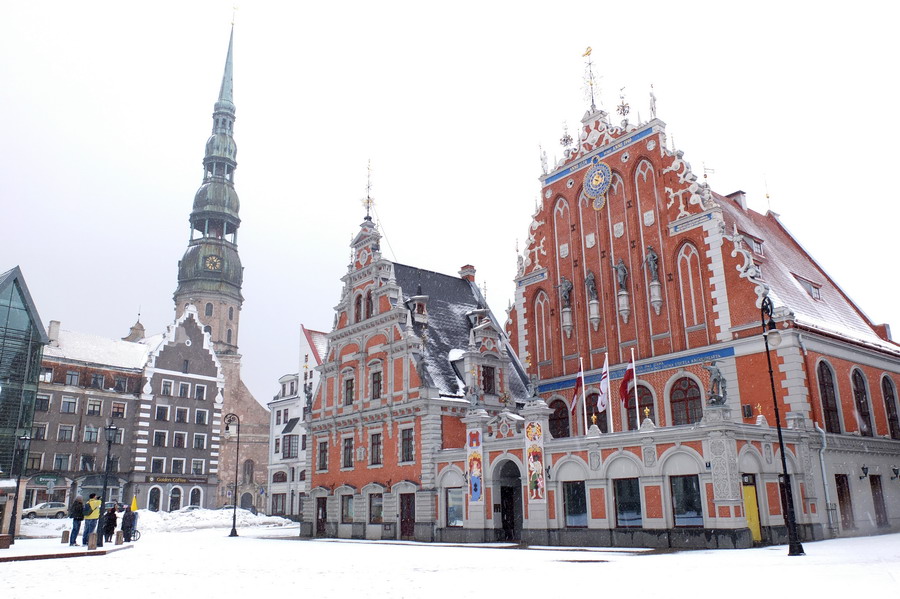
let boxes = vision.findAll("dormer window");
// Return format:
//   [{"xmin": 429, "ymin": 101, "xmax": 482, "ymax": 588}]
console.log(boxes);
[
  {"xmin": 482, "ymin": 365, "xmax": 496, "ymax": 395},
  {"xmin": 795, "ymin": 275, "xmax": 822, "ymax": 300}
]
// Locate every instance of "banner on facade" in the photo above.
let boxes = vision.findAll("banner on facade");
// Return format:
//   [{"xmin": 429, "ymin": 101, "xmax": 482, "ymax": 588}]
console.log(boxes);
[
  {"xmin": 466, "ymin": 430, "xmax": 483, "ymax": 502},
  {"xmin": 525, "ymin": 421, "xmax": 546, "ymax": 502}
]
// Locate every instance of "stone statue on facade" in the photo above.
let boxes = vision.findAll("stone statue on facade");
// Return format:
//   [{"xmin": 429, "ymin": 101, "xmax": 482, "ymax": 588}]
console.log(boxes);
[
  {"xmin": 585, "ymin": 271, "xmax": 598, "ymax": 301},
  {"xmin": 702, "ymin": 361, "xmax": 726, "ymax": 405},
  {"xmin": 645, "ymin": 246, "xmax": 659, "ymax": 282},
  {"xmin": 613, "ymin": 259, "xmax": 628, "ymax": 291},
  {"xmin": 558, "ymin": 276, "xmax": 573, "ymax": 308}
]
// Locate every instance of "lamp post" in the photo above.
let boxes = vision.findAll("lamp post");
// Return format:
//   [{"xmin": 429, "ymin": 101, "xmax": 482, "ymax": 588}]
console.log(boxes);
[
  {"xmin": 224, "ymin": 413, "xmax": 241, "ymax": 537},
  {"xmin": 96, "ymin": 423, "xmax": 118, "ymax": 548},
  {"xmin": 6, "ymin": 435, "xmax": 31, "ymax": 544},
  {"xmin": 761, "ymin": 295, "xmax": 805, "ymax": 556}
]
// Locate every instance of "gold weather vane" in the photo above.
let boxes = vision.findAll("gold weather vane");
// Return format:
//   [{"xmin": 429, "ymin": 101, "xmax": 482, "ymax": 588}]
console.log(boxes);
[
  {"xmin": 617, "ymin": 87, "xmax": 630, "ymax": 118},
  {"xmin": 362, "ymin": 159, "xmax": 375, "ymax": 218},
  {"xmin": 583, "ymin": 47, "xmax": 599, "ymax": 112},
  {"xmin": 231, "ymin": 4, "xmax": 239, "ymax": 25}
]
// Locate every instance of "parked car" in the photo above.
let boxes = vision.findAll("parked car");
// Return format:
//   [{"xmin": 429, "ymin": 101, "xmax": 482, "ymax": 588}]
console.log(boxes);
[
  {"xmin": 178, "ymin": 505, "xmax": 204, "ymax": 512},
  {"xmin": 219, "ymin": 505, "xmax": 256, "ymax": 514},
  {"xmin": 103, "ymin": 501, "xmax": 124, "ymax": 512},
  {"xmin": 22, "ymin": 502, "xmax": 68, "ymax": 519}
]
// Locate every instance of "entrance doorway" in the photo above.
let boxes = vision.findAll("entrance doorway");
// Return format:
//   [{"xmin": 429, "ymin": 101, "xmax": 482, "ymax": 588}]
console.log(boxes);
[
  {"xmin": 741, "ymin": 474, "xmax": 761, "ymax": 543},
  {"xmin": 316, "ymin": 497, "xmax": 327, "ymax": 536},
  {"xmin": 835, "ymin": 474, "xmax": 854, "ymax": 530},
  {"xmin": 870, "ymin": 476, "xmax": 888, "ymax": 528},
  {"xmin": 400, "ymin": 493, "xmax": 415, "ymax": 539},
  {"xmin": 497, "ymin": 461, "xmax": 523, "ymax": 541}
]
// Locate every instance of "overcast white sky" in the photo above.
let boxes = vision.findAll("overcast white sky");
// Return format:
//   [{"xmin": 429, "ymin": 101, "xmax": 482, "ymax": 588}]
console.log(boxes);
[{"xmin": 3, "ymin": 1, "xmax": 899, "ymax": 404}]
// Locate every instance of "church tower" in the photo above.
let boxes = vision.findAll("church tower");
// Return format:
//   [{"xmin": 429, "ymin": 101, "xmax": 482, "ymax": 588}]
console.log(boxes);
[
  {"xmin": 174, "ymin": 27, "xmax": 243, "ymax": 355},
  {"xmin": 172, "ymin": 28, "xmax": 270, "ymax": 511}
]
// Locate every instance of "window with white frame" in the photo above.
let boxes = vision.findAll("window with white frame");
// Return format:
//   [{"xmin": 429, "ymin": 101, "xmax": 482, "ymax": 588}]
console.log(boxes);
[
  {"xmin": 40, "ymin": 367, "xmax": 53, "ymax": 383},
  {"xmin": 173, "ymin": 432, "xmax": 187, "ymax": 448},
  {"xmin": 58, "ymin": 425, "xmax": 74, "ymax": 442},
  {"xmin": 194, "ymin": 434, "xmax": 207, "ymax": 450},
  {"xmin": 400, "ymin": 427, "xmax": 414, "ymax": 463},
  {"xmin": 171, "ymin": 458, "xmax": 186, "ymax": 475},
  {"xmin": 175, "ymin": 408, "xmax": 188, "ymax": 423},
  {"xmin": 161, "ymin": 380, "xmax": 173, "ymax": 396},
  {"xmin": 84, "ymin": 426, "xmax": 99, "ymax": 443},
  {"xmin": 111, "ymin": 401, "xmax": 126, "ymax": 419},
  {"xmin": 195, "ymin": 409, "xmax": 208, "ymax": 426},
  {"xmin": 87, "ymin": 398, "xmax": 102, "ymax": 415},
  {"xmin": 61, "ymin": 396, "xmax": 77, "ymax": 414},
  {"xmin": 31, "ymin": 423, "xmax": 47, "ymax": 440},
  {"xmin": 155, "ymin": 406, "xmax": 169, "ymax": 421},
  {"xmin": 191, "ymin": 459, "xmax": 205, "ymax": 475},
  {"xmin": 53, "ymin": 453, "xmax": 70, "ymax": 470},
  {"xmin": 113, "ymin": 428, "xmax": 124, "ymax": 444},
  {"xmin": 34, "ymin": 394, "xmax": 50, "ymax": 412},
  {"xmin": 151, "ymin": 458, "xmax": 165, "ymax": 473},
  {"xmin": 194, "ymin": 385, "xmax": 206, "ymax": 400},
  {"xmin": 153, "ymin": 431, "xmax": 168, "ymax": 447}
]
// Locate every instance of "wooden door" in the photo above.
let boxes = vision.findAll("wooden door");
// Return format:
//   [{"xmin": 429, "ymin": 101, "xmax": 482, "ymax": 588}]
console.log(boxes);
[
  {"xmin": 835, "ymin": 474, "xmax": 854, "ymax": 530},
  {"xmin": 741, "ymin": 474, "xmax": 762, "ymax": 543},
  {"xmin": 870, "ymin": 475, "xmax": 888, "ymax": 528},
  {"xmin": 316, "ymin": 497, "xmax": 327, "ymax": 536},
  {"xmin": 400, "ymin": 493, "xmax": 415, "ymax": 539}
]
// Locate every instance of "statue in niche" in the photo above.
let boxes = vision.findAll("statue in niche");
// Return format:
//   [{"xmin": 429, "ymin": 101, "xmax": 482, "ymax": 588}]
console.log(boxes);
[
  {"xmin": 585, "ymin": 271, "xmax": 598, "ymax": 301},
  {"xmin": 613, "ymin": 259, "xmax": 629, "ymax": 291},
  {"xmin": 702, "ymin": 361, "xmax": 727, "ymax": 405},
  {"xmin": 645, "ymin": 246, "xmax": 659, "ymax": 282},
  {"xmin": 558, "ymin": 276, "xmax": 573, "ymax": 308}
]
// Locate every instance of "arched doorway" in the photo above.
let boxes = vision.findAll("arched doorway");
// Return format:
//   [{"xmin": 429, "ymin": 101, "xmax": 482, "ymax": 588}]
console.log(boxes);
[
  {"xmin": 496, "ymin": 461, "xmax": 523, "ymax": 541},
  {"xmin": 169, "ymin": 487, "xmax": 182, "ymax": 511},
  {"xmin": 148, "ymin": 487, "xmax": 161, "ymax": 512},
  {"xmin": 240, "ymin": 492, "xmax": 254, "ymax": 512}
]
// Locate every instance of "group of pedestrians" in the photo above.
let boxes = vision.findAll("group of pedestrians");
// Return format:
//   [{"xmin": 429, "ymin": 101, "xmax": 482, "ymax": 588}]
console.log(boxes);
[{"xmin": 67, "ymin": 494, "xmax": 137, "ymax": 546}]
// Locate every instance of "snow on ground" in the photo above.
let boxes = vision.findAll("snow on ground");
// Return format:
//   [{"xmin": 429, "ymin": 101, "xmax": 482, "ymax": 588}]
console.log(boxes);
[{"xmin": 4, "ymin": 516, "xmax": 900, "ymax": 599}]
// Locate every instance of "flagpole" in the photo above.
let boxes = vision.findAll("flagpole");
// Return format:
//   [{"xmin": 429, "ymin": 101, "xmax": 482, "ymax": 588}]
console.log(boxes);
[
  {"xmin": 631, "ymin": 347, "xmax": 639, "ymax": 429},
  {"xmin": 605, "ymin": 352, "xmax": 612, "ymax": 434},
  {"xmin": 580, "ymin": 358, "xmax": 588, "ymax": 434}
]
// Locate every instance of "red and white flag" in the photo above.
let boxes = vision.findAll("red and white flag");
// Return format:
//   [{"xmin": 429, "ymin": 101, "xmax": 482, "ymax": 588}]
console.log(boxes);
[
  {"xmin": 596, "ymin": 354, "xmax": 610, "ymax": 412},
  {"xmin": 619, "ymin": 356, "xmax": 635, "ymax": 408},
  {"xmin": 571, "ymin": 366, "xmax": 584, "ymax": 415}
]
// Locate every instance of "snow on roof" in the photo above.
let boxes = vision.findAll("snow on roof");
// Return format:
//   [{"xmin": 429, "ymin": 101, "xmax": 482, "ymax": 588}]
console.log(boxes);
[
  {"xmin": 43, "ymin": 328, "xmax": 152, "ymax": 370},
  {"xmin": 302, "ymin": 325, "xmax": 328, "ymax": 366},
  {"xmin": 716, "ymin": 195, "xmax": 900, "ymax": 354}
]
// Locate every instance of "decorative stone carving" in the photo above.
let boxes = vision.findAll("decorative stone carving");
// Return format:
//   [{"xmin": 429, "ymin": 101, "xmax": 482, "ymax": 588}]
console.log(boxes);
[
  {"xmin": 613, "ymin": 222, "xmax": 625, "ymax": 238},
  {"xmin": 702, "ymin": 361, "xmax": 726, "ymax": 405},
  {"xmin": 558, "ymin": 276, "xmax": 573, "ymax": 308},
  {"xmin": 617, "ymin": 290, "xmax": 630, "ymax": 324},
  {"xmin": 585, "ymin": 232, "xmax": 596, "ymax": 248},
  {"xmin": 642, "ymin": 446, "xmax": 657, "ymax": 467},
  {"xmin": 613, "ymin": 259, "xmax": 628, "ymax": 291},
  {"xmin": 589, "ymin": 451, "xmax": 602, "ymax": 471},
  {"xmin": 643, "ymin": 210, "xmax": 655, "ymax": 227},
  {"xmin": 561, "ymin": 307, "xmax": 573, "ymax": 339}
]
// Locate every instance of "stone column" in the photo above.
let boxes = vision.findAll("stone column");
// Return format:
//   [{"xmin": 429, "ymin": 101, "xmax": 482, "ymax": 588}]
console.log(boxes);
[
  {"xmin": 461, "ymin": 408, "xmax": 490, "ymax": 542},
  {"xmin": 520, "ymin": 398, "xmax": 553, "ymax": 545}
]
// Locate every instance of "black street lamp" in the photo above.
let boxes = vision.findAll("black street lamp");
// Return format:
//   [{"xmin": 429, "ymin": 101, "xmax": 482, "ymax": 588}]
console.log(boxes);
[
  {"xmin": 761, "ymin": 295, "xmax": 805, "ymax": 556},
  {"xmin": 224, "ymin": 413, "xmax": 240, "ymax": 537},
  {"xmin": 6, "ymin": 435, "xmax": 31, "ymax": 544},
  {"xmin": 96, "ymin": 423, "xmax": 118, "ymax": 548}
]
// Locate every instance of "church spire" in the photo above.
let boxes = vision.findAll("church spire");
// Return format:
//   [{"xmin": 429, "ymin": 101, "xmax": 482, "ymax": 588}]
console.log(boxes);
[{"xmin": 174, "ymin": 28, "xmax": 244, "ymax": 355}]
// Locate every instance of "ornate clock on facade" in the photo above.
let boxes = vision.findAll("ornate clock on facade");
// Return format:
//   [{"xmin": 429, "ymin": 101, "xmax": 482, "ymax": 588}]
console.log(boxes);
[
  {"xmin": 583, "ymin": 158, "xmax": 612, "ymax": 211},
  {"xmin": 204, "ymin": 255, "xmax": 223, "ymax": 271}
]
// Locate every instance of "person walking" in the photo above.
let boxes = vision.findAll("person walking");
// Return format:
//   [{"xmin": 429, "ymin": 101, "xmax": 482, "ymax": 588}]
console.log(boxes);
[
  {"xmin": 121, "ymin": 506, "xmax": 135, "ymax": 542},
  {"xmin": 103, "ymin": 507, "xmax": 117, "ymax": 542},
  {"xmin": 81, "ymin": 493, "xmax": 102, "ymax": 546},
  {"xmin": 68, "ymin": 495, "xmax": 84, "ymax": 546}
]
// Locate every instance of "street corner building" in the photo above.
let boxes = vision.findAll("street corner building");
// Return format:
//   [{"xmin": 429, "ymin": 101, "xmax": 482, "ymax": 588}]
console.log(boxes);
[
  {"xmin": 302, "ymin": 104, "xmax": 900, "ymax": 549},
  {"xmin": 502, "ymin": 105, "xmax": 900, "ymax": 548},
  {"xmin": 300, "ymin": 214, "xmax": 531, "ymax": 541}
]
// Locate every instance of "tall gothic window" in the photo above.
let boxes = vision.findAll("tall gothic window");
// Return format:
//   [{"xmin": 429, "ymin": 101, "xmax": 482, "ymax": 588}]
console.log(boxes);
[
  {"xmin": 533, "ymin": 291, "xmax": 551, "ymax": 365},
  {"xmin": 354, "ymin": 295, "xmax": 362, "ymax": 323},
  {"xmin": 670, "ymin": 377, "xmax": 702, "ymax": 426},
  {"xmin": 626, "ymin": 385, "xmax": 655, "ymax": 431},
  {"xmin": 882, "ymin": 376, "xmax": 900, "ymax": 440},
  {"xmin": 365, "ymin": 290, "xmax": 374, "ymax": 319},
  {"xmin": 548, "ymin": 400, "xmax": 570, "ymax": 438},
  {"xmin": 243, "ymin": 459, "xmax": 255, "ymax": 484},
  {"xmin": 851, "ymin": 369, "xmax": 873, "ymax": 437},
  {"xmin": 226, "ymin": 329, "xmax": 232, "ymax": 344},
  {"xmin": 817, "ymin": 362, "xmax": 842, "ymax": 433},
  {"xmin": 205, "ymin": 302, "xmax": 213, "ymax": 317},
  {"xmin": 677, "ymin": 244, "xmax": 705, "ymax": 331}
]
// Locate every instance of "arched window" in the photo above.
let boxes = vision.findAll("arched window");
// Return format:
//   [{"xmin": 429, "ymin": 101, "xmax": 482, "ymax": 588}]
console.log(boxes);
[
  {"xmin": 548, "ymin": 400, "xmax": 570, "ymax": 438},
  {"xmin": 533, "ymin": 292, "xmax": 551, "ymax": 365},
  {"xmin": 626, "ymin": 385, "xmax": 655, "ymax": 431},
  {"xmin": 243, "ymin": 459, "xmax": 255, "ymax": 483},
  {"xmin": 190, "ymin": 488, "xmax": 202, "ymax": 506},
  {"xmin": 882, "ymin": 377, "xmax": 900, "ymax": 440},
  {"xmin": 226, "ymin": 329, "xmax": 232, "ymax": 344},
  {"xmin": 205, "ymin": 303, "xmax": 213, "ymax": 317},
  {"xmin": 354, "ymin": 295, "xmax": 362, "ymax": 323},
  {"xmin": 365, "ymin": 290, "xmax": 374, "ymax": 319},
  {"xmin": 203, "ymin": 325, "xmax": 212, "ymax": 334},
  {"xmin": 670, "ymin": 377, "xmax": 702, "ymax": 426},
  {"xmin": 228, "ymin": 307, "xmax": 234, "ymax": 321},
  {"xmin": 817, "ymin": 362, "xmax": 841, "ymax": 433},
  {"xmin": 677, "ymin": 244, "xmax": 705, "ymax": 331},
  {"xmin": 148, "ymin": 487, "xmax": 161, "ymax": 512},
  {"xmin": 273, "ymin": 471, "xmax": 288, "ymax": 483},
  {"xmin": 852, "ymin": 369, "xmax": 873, "ymax": 437},
  {"xmin": 169, "ymin": 487, "xmax": 182, "ymax": 511},
  {"xmin": 585, "ymin": 392, "xmax": 609, "ymax": 433}
]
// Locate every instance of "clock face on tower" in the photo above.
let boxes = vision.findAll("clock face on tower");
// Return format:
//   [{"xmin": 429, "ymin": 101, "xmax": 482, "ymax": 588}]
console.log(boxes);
[{"xmin": 204, "ymin": 255, "xmax": 223, "ymax": 271}]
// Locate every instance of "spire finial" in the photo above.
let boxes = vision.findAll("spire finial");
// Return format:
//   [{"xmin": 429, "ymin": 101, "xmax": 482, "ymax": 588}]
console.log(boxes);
[
  {"xmin": 649, "ymin": 83, "xmax": 657, "ymax": 120},
  {"xmin": 218, "ymin": 26, "xmax": 235, "ymax": 106},
  {"xmin": 583, "ymin": 47, "xmax": 598, "ymax": 112},
  {"xmin": 231, "ymin": 4, "xmax": 238, "ymax": 26},
  {"xmin": 617, "ymin": 87, "xmax": 630, "ymax": 125},
  {"xmin": 361, "ymin": 159, "xmax": 374, "ymax": 220}
]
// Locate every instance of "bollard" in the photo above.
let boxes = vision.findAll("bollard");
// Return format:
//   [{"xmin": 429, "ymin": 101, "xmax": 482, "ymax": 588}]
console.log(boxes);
[
  {"xmin": 62, "ymin": 530, "xmax": 70, "ymax": 544},
  {"xmin": 115, "ymin": 530, "xmax": 124, "ymax": 545},
  {"xmin": 87, "ymin": 532, "xmax": 97, "ymax": 550}
]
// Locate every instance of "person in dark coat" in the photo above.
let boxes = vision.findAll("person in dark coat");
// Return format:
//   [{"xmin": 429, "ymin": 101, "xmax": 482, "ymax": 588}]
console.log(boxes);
[
  {"xmin": 103, "ymin": 507, "xmax": 117, "ymax": 542},
  {"xmin": 121, "ymin": 506, "xmax": 136, "ymax": 542},
  {"xmin": 68, "ymin": 495, "xmax": 84, "ymax": 547}
]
